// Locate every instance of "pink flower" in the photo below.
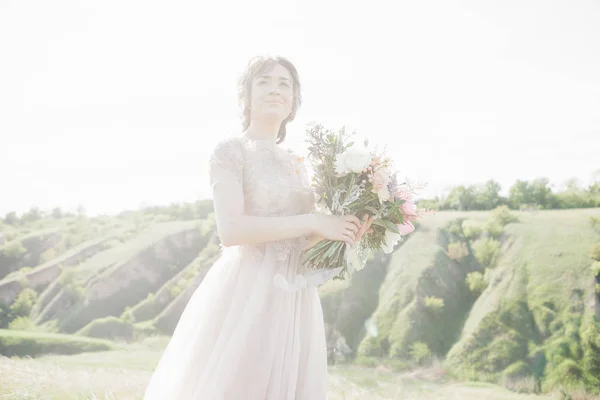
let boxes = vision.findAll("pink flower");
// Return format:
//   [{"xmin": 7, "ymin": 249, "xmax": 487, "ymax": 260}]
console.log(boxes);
[
  {"xmin": 395, "ymin": 188, "xmax": 410, "ymax": 200},
  {"xmin": 371, "ymin": 167, "xmax": 391, "ymax": 189},
  {"xmin": 371, "ymin": 167, "xmax": 392, "ymax": 203},
  {"xmin": 398, "ymin": 221, "xmax": 415, "ymax": 235},
  {"xmin": 401, "ymin": 199, "xmax": 417, "ymax": 216}
]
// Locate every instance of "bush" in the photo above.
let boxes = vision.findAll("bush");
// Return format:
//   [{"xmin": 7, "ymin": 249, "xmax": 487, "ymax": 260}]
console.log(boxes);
[
  {"xmin": 1, "ymin": 229, "xmax": 18, "ymax": 242},
  {"xmin": 10, "ymin": 288, "xmax": 38, "ymax": 317},
  {"xmin": 58, "ymin": 268, "xmax": 85, "ymax": 300},
  {"xmin": 546, "ymin": 359, "xmax": 584, "ymax": 388},
  {"xmin": 502, "ymin": 361, "xmax": 530, "ymax": 379},
  {"xmin": 581, "ymin": 319, "xmax": 600, "ymax": 387},
  {"xmin": 409, "ymin": 341, "xmax": 432, "ymax": 365},
  {"xmin": 76, "ymin": 316, "xmax": 134, "ymax": 342},
  {"xmin": 484, "ymin": 219, "xmax": 504, "ymax": 239},
  {"xmin": 502, "ymin": 361, "xmax": 537, "ymax": 393},
  {"xmin": 490, "ymin": 205, "xmax": 518, "ymax": 226},
  {"xmin": 590, "ymin": 243, "xmax": 600, "ymax": 262},
  {"xmin": 1, "ymin": 240, "xmax": 27, "ymax": 258},
  {"xmin": 448, "ymin": 242, "xmax": 469, "ymax": 261},
  {"xmin": 169, "ymin": 282, "xmax": 185, "ymax": 298},
  {"xmin": 466, "ymin": 271, "xmax": 488, "ymax": 294},
  {"xmin": 462, "ymin": 220, "xmax": 483, "ymax": 240},
  {"xmin": 445, "ymin": 218, "xmax": 466, "ymax": 237},
  {"xmin": 424, "ymin": 296, "xmax": 445, "ymax": 313},
  {"xmin": 0, "ymin": 329, "xmax": 116, "ymax": 357},
  {"xmin": 473, "ymin": 238, "xmax": 500, "ymax": 268},
  {"xmin": 8, "ymin": 316, "xmax": 36, "ymax": 331},
  {"xmin": 591, "ymin": 261, "xmax": 600, "ymax": 277},
  {"xmin": 120, "ymin": 307, "xmax": 135, "ymax": 323},
  {"xmin": 39, "ymin": 248, "xmax": 58, "ymax": 264}
]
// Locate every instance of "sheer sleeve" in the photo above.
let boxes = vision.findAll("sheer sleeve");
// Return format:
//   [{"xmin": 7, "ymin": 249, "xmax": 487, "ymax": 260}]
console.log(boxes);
[
  {"xmin": 208, "ymin": 139, "xmax": 245, "ymax": 244},
  {"xmin": 209, "ymin": 138, "xmax": 245, "ymax": 189}
]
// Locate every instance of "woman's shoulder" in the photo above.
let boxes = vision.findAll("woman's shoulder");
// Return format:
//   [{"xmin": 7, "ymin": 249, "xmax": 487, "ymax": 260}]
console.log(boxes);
[
  {"xmin": 211, "ymin": 135, "xmax": 303, "ymax": 161},
  {"xmin": 209, "ymin": 136, "xmax": 247, "ymax": 164},
  {"xmin": 212, "ymin": 135, "xmax": 245, "ymax": 150}
]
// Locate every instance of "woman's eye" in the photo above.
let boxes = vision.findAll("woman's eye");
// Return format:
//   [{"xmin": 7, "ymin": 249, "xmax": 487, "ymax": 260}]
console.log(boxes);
[{"xmin": 280, "ymin": 82, "xmax": 290, "ymax": 87}]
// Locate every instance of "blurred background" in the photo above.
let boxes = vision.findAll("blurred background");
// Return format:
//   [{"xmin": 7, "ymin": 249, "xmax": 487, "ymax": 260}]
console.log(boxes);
[{"xmin": 1, "ymin": 0, "xmax": 599, "ymax": 399}]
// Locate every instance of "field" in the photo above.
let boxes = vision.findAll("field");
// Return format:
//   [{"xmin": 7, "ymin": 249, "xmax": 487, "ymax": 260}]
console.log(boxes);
[
  {"xmin": 0, "ymin": 339, "xmax": 559, "ymax": 400},
  {"xmin": 2, "ymin": 206, "xmax": 600, "ymax": 398}
]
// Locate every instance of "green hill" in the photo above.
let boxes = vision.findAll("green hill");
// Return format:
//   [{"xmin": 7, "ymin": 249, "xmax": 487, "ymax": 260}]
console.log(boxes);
[
  {"xmin": 322, "ymin": 207, "xmax": 600, "ymax": 394},
  {"xmin": 1, "ymin": 204, "xmax": 599, "ymax": 396}
]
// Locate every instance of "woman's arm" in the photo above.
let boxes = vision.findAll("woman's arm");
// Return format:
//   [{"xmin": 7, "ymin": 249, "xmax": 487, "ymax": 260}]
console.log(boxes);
[
  {"xmin": 213, "ymin": 180, "xmax": 317, "ymax": 246},
  {"xmin": 213, "ymin": 178, "xmax": 364, "ymax": 247},
  {"xmin": 209, "ymin": 138, "xmax": 363, "ymax": 247}
]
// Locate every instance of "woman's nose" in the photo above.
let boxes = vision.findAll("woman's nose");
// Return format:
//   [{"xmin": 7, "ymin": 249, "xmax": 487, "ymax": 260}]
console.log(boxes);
[{"xmin": 269, "ymin": 83, "xmax": 281, "ymax": 94}]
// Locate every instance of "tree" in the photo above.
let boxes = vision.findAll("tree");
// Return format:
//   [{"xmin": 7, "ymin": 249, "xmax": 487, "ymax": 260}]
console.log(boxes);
[
  {"xmin": 509, "ymin": 180, "xmax": 532, "ymax": 209},
  {"xmin": 446, "ymin": 185, "xmax": 477, "ymax": 211},
  {"xmin": 509, "ymin": 178, "xmax": 554, "ymax": 209},
  {"xmin": 52, "ymin": 207, "xmax": 63, "ymax": 219},
  {"xmin": 3, "ymin": 211, "xmax": 19, "ymax": 225},
  {"xmin": 195, "ymin": 200, "xmax": 214, "ymax": 218},
  {"xmin": 180, "ymin": 204, "xmax": 196, "ymax": 220},
  {"xmin": 21, "ymin": 207, "xmax": 43, "ymax": 223},
  {"xmin": 476, "ymin": 180, "xmax": 502, "ymax": 209},
  {"xmin": 530, "ymin": 178, "xmax": 555, "ymax": 209}
]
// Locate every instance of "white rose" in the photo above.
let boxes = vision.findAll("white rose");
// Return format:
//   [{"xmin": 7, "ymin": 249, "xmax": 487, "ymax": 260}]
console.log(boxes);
[
  {"xmin": 371, "ymin": 167, "xmax": 392, "ymax": 203},
  {"xmin": 377, "ymin": 185, "xmax": 391, "ymax": 203},
  {"xmin": 381, "ymin": 229, "xmax": 402, "ymax": 254},
  {"xmin": 334, "ymin": 146, "xmax": 372, "ymax": 176}
]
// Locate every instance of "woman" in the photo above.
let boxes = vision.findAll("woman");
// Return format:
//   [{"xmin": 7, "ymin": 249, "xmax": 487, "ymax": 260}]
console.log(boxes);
[{"xmin": 143, "ymin": 55, "xmax": 373, "ymax": 400}]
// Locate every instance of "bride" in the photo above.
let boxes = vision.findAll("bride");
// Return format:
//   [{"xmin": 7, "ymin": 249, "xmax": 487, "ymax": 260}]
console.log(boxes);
[{"xmin": 143, "ymin": 55, "xmax": 374, "ymax": 400}]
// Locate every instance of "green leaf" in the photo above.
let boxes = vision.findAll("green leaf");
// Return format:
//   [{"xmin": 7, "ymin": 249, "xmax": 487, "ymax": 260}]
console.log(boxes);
[
  {"xmin": 372, "ymin": 218, "xmax": 399, "ymax": 234},
  {"xmin": 364, "ymin": 206, "xmax": 379, "ymax": 214},
  {"xmin": 395, "ymin": 209, "xmax": 404, "ymax": 224}
]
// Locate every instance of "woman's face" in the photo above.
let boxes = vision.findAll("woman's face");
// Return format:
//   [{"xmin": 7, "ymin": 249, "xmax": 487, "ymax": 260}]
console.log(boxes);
[{"xmin": 249, "ymin": 63, "xmax": 294, "ymax": 123}]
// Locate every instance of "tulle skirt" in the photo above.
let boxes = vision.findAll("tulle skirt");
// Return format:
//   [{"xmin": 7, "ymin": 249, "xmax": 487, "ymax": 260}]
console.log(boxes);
[{"xmin": 143, "ymin": 242, "xmax": 328, "ymax": 400}]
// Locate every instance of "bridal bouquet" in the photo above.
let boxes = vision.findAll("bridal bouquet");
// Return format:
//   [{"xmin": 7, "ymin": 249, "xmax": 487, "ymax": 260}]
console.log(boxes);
[{"xmin": 302, "ymin": 123, "xmax": 432, "ymax": 280}]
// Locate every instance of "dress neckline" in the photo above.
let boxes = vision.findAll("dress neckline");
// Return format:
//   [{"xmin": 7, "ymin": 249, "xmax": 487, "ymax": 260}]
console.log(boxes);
[
  {"xmin": 239, "ymin": 136, "xmax": 292, "ymax": 156},
  {"xmin": 240, "ymin": 135, "xmax": 278, "ymax": 146}
]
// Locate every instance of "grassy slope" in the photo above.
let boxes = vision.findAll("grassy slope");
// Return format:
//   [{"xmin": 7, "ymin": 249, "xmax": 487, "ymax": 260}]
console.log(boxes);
[
  {"xmin": 0, "ymin": 342, "xmax": 558, "ymax": 400},
  {"xmin": 53, "ymin": 220, "xmax": 208, "ymax": 333},
  {"xmin": 0, "ymin": 329, "xmax": 119, "ymax": 357},
  {"xmin": 2, "ymin": 208, "xmax": 600, "ymax": 396},
  {"xmin": 356, "ymin": 211, "xmax": 484, "ymax": 359},
  {"xmin": 349, "ymin": 208, "xmax": 600, "ymax": 392},
  {"xmin": 446, "ymin": 208, "xmax": 600, "ymax": 387},
  {"xmin": 1, "ymin": 216, "xmax": 214, "ymax": 337}
]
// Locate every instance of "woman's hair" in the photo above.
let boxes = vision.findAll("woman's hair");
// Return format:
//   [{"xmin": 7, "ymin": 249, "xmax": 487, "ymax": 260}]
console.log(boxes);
[{"xmin": 237, "ymin": 55, "xmax": 302, "ymax": 144}]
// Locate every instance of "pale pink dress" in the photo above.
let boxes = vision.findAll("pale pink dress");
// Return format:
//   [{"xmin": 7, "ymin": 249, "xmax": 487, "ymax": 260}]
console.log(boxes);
[{"xmin": 143, "ymin": 136, "xmax": 329, "ymax": 399}]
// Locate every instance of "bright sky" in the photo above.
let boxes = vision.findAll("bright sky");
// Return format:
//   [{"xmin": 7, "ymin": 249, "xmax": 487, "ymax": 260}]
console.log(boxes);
[{"xmin": 1, "ymin": 0, "xmax": 599, "ymax": 216}]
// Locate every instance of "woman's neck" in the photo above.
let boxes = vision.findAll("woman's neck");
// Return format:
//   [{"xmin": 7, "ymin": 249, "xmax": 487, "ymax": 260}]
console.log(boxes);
[{"xmin": 244, "ymin": 120, "xmax": 280, "ymax": 143}]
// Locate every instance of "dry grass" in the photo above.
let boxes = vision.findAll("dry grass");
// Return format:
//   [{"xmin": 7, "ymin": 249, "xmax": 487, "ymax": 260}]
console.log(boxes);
[
  {"xmin": 0, "ymin": 355, "xmax": 147, "ymax": 399},
  {"xmin": 0, "ymin": 353, "xmax": 566, "ymax": 400}
]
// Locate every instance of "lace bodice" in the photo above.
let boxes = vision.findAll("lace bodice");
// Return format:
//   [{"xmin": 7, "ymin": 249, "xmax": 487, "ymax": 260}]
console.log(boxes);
[
  {"xmin": 208, "ymin": 136, "xmax": 315, "ymax": 259},
  {"xmin": 209, "ymin": 136, "xmax": 315, "ymax": 217},
  {"xmin": 208, "ymin": 136, "xmax": 344, "ymax": 291}
]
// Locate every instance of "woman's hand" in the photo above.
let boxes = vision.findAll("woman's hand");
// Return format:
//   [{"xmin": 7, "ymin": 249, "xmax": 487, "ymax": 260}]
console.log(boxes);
[
  {"xmin": 355, "ymin": 214, "xmax": 375, "ymax": 242},
  {"xmin": 311, "ymin": 214, "xmax": 363, "ymax": 246}
]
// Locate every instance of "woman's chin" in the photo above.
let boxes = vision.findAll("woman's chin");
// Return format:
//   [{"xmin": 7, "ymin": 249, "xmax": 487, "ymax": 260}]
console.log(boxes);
[{"xmin": 257, "ymin": 110, "xmax": 287, "ymax": 122}]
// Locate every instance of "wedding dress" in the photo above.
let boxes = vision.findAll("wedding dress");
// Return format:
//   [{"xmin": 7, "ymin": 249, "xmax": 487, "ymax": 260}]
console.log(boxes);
[{"xmin": 143, "ymin": 136, "xmax": 335, "ymax": 400}]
